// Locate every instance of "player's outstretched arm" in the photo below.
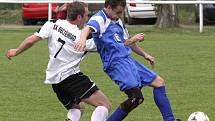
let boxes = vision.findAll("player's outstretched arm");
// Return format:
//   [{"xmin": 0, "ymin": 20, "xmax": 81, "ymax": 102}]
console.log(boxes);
[
  {"xmin": 75, "ymin": 26, "xmax": 93, "ymax": 51},
  {"xmin": 124, "ymin": 33, "xmax": 144, "ymax": 46},
  {"xmin": 6, "ymin": 35, "xmax": 41, "ymax": 60}
]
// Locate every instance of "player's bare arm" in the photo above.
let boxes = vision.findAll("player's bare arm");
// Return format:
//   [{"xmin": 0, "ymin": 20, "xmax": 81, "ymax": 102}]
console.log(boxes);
[
  {"xmin": 124, "ymin": 33, "xmax": 144, "ymax": 46},
  {"xmin": 75, "ymin": 26, "xmax": 93, "ymax": 51},
  {"xmin": 6, "ymin": 35, "xmax": 41, "ymax": 60},
  {"xmin": 130, "ymin": 43, "xmax": 155, "ymax": 68}
]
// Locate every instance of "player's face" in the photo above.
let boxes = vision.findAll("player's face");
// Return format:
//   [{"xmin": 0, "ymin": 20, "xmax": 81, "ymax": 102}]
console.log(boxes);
[
  {"xmin": 107, "ymin": 5, "xmax": 124, "ymax": 21},
  {"xmin": 80, "ymin": 7, "xmax": 89, "ymax": 28}
]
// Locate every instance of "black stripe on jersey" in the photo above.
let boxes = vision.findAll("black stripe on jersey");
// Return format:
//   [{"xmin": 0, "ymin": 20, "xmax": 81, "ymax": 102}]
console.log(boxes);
[
  {"xmin": 122, "ymin": 23, "xmax": 126, "ymax": 29},
  {"xmin": 37, "ymin": 20, "xmax": 56, "ymax": 34},
  {"xmin": 37, "ymin": 28, "xmax": 41, "ymax": 33},
  {"xmin": 49, "ymin": 19, "xmax": 56, "ymax": 23},
  {"xmin": 80, "ymin": 51, "xmax": 88, "ymax": 61},
  {"xmin": 81, "ymin": 51, "xmax": 88, "ymax": 59},
  {"xmin": 83, "ymin": 51, "xmax": 88, "ymax": 56}
]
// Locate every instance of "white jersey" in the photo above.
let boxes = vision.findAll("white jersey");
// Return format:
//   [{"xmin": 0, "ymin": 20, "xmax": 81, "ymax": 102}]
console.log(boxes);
[{"xmin": 34, "ymin": 20, "xmax": 96, "ymax": 84}]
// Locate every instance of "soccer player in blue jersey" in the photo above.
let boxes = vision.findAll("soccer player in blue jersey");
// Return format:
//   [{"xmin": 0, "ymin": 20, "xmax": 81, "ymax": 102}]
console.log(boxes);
[{"xmin": 75, "ymin": 0, "xmax": 180, "ymax": 121}]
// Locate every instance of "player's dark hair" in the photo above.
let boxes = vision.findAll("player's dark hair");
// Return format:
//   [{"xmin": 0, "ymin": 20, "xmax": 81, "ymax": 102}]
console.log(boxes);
[
  {"xmin": 67, "ymin": 1, "xmax": 88, "ymax": 21},
  {"xmin": 105, "ymin": 0, "xmax": 126, "ymax": 9}
]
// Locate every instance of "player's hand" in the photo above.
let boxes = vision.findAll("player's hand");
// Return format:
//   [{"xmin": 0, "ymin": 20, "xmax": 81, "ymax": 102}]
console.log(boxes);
[
  {"xmin": 75, "ymin": 40, "xmax": 86, "ymax": 51},
  {"xmin": 144, "ymin": 54, "xmax": 155, "ymax": 69},
  {"xmin": 133, "ymin": 33, "xmax": 144, "ymax": 42},
  {"xmin": 6, "ymin": 49, "xmax": 18, "ymax": 60}
]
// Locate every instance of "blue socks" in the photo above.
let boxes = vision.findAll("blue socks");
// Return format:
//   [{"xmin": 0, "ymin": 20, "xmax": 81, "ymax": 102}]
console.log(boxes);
[
  {"xmin": 107, "ymin": 86, "xmax": 175, "ymax": 121},
  {"xmin": 106, "ymin": 107, "xmax": 127, "ymax": 121},
  {"xmin": 153, "ymin": 86, "xmax": 175, "ymax": 121}
]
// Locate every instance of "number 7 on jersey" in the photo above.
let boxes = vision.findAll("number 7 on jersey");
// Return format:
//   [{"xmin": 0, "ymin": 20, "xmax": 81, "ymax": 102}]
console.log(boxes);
[{"xmin": 54, "ymin": 38, "xmax": 66, "ymax": 58}]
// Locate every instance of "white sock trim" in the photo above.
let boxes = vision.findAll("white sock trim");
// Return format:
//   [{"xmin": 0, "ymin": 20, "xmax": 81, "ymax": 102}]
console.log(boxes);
[
  {"xmin": 67, "ymin": 108, "xmax": 81, "ymax": 121},
  {"xmin": 91, "ymin": 106, "xmax": 109, "ymax": 121}
]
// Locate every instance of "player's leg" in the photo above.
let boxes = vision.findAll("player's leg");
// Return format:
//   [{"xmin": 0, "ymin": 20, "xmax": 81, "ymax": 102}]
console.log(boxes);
[
  {"xmin": 52, "ymin": 72, "xmax": 103, "ymax": 121},
  {"xmin": 106, "ymin": 88, "xmax": 144, "ymax": 121},
  {"xmin": 104, "ymin": 58, "xmax": 144, "ymax": 121},
  {"xmin": 82, "ymin": 90, "xmax": 111, "ymax": 121},
  {"xmin": 131, "ymin": 58, "xmax": 177, "ymax": 121},
  {"xmin": 67, "ymin": 72, "xmax": 111, "ymax": 121},
  {"xmin": 150, "ymin": 76, "xmax": 175, "ymax": 121},
  {"xmin": 52, "ymin": 83, "xmax": 84, "ymax": 121}
]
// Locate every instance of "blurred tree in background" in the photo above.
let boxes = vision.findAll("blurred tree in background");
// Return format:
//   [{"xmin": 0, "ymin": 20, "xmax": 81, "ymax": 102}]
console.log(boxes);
[
  {"xmin": 155, "ymin": 4, "xmax": 180, "ymax": 28},
  {"xmin": 0, "ymin": 4, "xmax": 22, "ymax": 24},
  {"xmin": 0, "ymin": 3, "xmax": 21, "ymax": 10}
]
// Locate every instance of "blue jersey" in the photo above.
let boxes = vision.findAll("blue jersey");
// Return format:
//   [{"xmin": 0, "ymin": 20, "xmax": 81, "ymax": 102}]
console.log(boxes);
[
  {"xmin": 87, "ymin": 9, "xmax": 157, "ymax": 91},
  {"xmin": 87, "ymin": 9, "xmax": 132, "ymax": 70}
]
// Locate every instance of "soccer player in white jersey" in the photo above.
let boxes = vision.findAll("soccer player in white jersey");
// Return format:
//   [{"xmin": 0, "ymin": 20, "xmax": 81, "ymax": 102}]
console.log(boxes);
[
  {"xmin": 6, "ymin": 2, "xmax": 111, "ymax": 121},
  {"xmin": 75, "ymin": 0, "xmax": 181, "ymax": 121}
]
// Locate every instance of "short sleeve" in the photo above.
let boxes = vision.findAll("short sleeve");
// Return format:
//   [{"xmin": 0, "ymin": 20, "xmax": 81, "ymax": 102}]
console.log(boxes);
[
  {"xmin": 34, "ymin": 21, "xmax": 54, "ymax": 39},
  {"xmin": 87, "ymin": 16, "xmax": 104, "ymax": 34}
]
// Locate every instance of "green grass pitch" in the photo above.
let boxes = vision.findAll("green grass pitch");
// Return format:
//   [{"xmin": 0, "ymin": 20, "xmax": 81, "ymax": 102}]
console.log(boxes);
[{"xmin": 0, "ymin": 26, "xmax": 215, "ymax": 121}]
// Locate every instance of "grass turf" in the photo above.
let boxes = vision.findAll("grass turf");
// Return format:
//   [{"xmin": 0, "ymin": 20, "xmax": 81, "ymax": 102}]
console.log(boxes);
[{"xmin": 0, "ymin": 25, "xmax": 215, "ymax": 121}]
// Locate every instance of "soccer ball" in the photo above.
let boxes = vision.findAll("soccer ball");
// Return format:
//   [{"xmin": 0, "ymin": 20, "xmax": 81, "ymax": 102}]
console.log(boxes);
[{"xmin": 188, "ymin": 112, "xmax": 209, "ymax": 121}]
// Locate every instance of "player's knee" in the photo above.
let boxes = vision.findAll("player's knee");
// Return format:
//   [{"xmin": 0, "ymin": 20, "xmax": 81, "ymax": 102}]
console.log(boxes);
[
  {"xmin": 129, "ymin": 95, "xmax": 144, "ymax": 107},
  {"xmin": 120, "ymin": 88, "xmax": 144, "ymax": 113},
  {"xmin": 151, "ymin": 76, "xmax": 165, "ymax": 88},
  {"xmin": 87, "ymin": 90, "xmax": 112, "ymax": 112},
  {"xmin": 120, "ymin": 95, "xmax": 144, "ymax": 113},
  {"xmin": 158, "ymin": 77, "xmax": 165, "ymax": 86}
]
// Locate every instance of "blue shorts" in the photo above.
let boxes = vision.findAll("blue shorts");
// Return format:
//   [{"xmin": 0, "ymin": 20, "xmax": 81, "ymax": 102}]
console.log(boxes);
[{"xmin": 105, "ymin": 57, "xmax": 157, "ymax": 91}]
